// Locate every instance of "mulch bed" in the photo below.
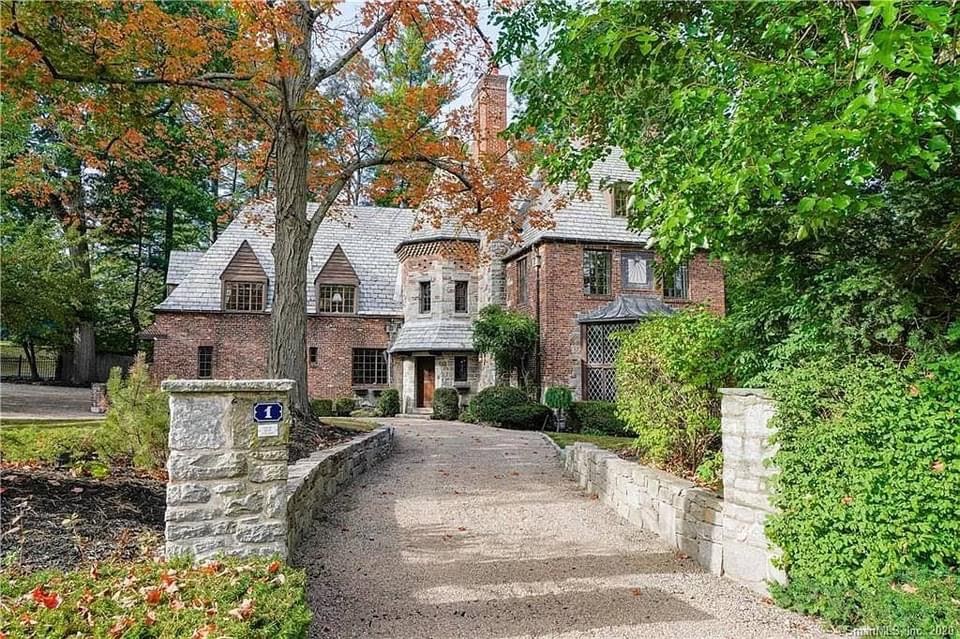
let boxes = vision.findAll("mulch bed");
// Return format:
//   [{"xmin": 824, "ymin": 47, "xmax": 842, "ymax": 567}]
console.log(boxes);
[
  {"xmin": 0, "ymin": 464, "xmax": 166, "ymax": 573},
  {"xmin": 288, "ymin": 418, "xmax": 361, "ymax": 463}
]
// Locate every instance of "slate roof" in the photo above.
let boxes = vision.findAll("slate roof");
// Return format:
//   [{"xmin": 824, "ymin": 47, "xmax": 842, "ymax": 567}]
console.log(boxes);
[
  {"xmin": 158, "ymin": 204, "xmax": 418, "ymax": 315},
  {"xmin": 508, "ymin": 148, "xmax": 650, "ymax": 258},
  {"xmin": 166, "ymin": 251, "xmax": 205, "ymax": 285},
  {"xmin": 399, "ymin": 216, "xmax": 481, "ymax": 247},
  {"xmin": 577, "ymin": 295, "xmax": 675, "ymax": 324},
  {"xmin": 388, "ymin": 321, "xmax": 474, "ymax": 353}
]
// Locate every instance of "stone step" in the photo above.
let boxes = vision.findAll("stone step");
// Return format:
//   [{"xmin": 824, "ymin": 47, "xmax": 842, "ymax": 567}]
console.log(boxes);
[{"xmin": 396, "ymin": 412, "xmax": 433, "ymax": 420}]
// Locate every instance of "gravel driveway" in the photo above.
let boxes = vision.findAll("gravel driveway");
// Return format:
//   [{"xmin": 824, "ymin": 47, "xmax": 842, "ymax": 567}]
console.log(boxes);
[
  {"xmin": 0, "ymin": 382, "xmax": 98, "ymax": 420},
  {"xmin": 295, "ymin": 419, "xmax": 838, "ymax": 639}
]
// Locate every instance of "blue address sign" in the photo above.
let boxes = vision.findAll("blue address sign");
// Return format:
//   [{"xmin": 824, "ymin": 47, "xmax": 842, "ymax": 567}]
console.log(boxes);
[{"xmin": 253, "ymin": 402, "xmax": 283, "ymax": 423}]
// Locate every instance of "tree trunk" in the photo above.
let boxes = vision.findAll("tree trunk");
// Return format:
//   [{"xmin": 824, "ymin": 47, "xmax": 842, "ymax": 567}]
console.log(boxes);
[
  {"xmin": 129, "ymin": 211, "xmax": 145, "ymax": 351},
  {"xmin": 22, "ymin": 341, "xmax": 40, "ymax": 381},
  {"xmin": 163, "ymin": 203, "xmax": 175, "ymax": 273},
  {"xmin": 269, "ymin": 119, "xmax": 311, "ymax": 413},
  {"xmin": 71, "ymin": 322, "xmax": 96, "ymax": 385}
]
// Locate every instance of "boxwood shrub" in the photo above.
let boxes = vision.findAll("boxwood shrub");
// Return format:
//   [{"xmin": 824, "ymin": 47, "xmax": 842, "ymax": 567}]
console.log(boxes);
[
  {"xmin": 0, "ymin": 556, "xmax": 311, "ymax": 638},
  {"xmin": 568, "ymin": 401, "xmax": 629, "ymax": 436},
  {"xmin": 309, "ymin": 398, "xmax": 333, "ymax": 418},
  {"xmin": 471, "ymin": 386, "xmax": 550, "ymax": 430},
  {"xmin": 432, "ymin": 387, "xmax": 460, "ymax": 420},
  {"xmin": 376, "ymin": 389, "xmax": 400, "ymax": 417},
  {"xmin": 333, "ymin": 397, "xmax": 356, "ymax": 417},
  {"xmin": 766, "ymin": 354, "xmax": 960, "ymax": 630}
]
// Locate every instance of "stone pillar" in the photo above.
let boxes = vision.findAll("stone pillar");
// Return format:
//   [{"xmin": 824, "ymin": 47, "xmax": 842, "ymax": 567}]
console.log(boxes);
[
  {"xmin": 719, "ymin": 388, "xmax": 786, "ymax": 594},
  {"xmin": 161, "ymin": 379, "xmax": 294, "ymax": 561}
]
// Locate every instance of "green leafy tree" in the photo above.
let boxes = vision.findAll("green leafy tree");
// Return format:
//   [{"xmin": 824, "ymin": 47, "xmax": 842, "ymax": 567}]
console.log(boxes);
[
  {"xmin": 472, "ymin": 305, "xmax": 539, "ymax": 391},
  {"xmin": 0, "ymin": 219, "xmax": 86, "ymax": 378}
]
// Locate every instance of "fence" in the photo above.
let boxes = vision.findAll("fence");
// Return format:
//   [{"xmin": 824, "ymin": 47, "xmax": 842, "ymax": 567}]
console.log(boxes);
[{"xmin": 0, "ymin": 354, "xmax": 57, "ymax": 379}]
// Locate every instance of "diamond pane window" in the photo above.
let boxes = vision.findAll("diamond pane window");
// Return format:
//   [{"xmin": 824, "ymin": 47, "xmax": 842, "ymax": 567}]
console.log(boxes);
[{"xmin": 582, "ymin": 322, "xmax": 633, "ymax": 401}]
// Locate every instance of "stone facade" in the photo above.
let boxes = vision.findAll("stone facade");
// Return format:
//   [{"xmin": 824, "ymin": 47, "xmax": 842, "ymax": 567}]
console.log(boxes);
[
  {"xmin": 287, "ymin": 427, "xmax": 394, "ymax": 557},
  {"xmin": 560, "ymin": 389, "xmax": 783, "ymax": 594},
  {"xmin": 163, "ymin": 379, "xmax": 395, "ymax": 561},
  {"xmin": 505, "ymin": 244, "xmax": 725, "ymax": 397},
  {"xmin": 163, "ymin": 379, "xmax": 295, "ymax": 560}
]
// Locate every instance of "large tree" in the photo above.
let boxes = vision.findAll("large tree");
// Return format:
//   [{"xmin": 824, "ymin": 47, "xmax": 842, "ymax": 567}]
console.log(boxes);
[{"xmin": 4, "ymin": 1, "xmax": 548, "ymax": 411}]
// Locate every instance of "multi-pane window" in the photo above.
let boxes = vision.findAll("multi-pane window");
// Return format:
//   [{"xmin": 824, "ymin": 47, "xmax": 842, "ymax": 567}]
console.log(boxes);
[
  {"xmin": 318, "ymin": 284, "xmax": 356, "ymax": 313},
  {"xmin": 419, "ymin": 281, "xmax": 432, "ymax": 313},
  {"xmin": 622, "ymin": 252, "xmax": 654, "ymax": 290},
  {"xmin": 308, "ymin": 346, "xmax": 318, "ymax": 366},
  {"xmin": 516, "ymin": 257, "xmax": 529, "ymax": 304},
  {"xmin": 583, "ymin": 250, "xmax": 611, "ymax": 295},
  {"xmin": 454, "ymin": 280, "xmax": 469, "ymax": 314},
  {"xmin": 664, "ymin": 263, "xmax": 690, "ymax": 299},
  {"xmin": 223, "ymin": 281, "xmax": 265, "ymax": 312},
  {"xmin": 454, "ymin": 356, "xmax": 468, "ymax": 383},
  {"xmin": 612, "ymin": 183, "xmax": 631, "ymax": 217},
  {"xmin": 352, "ymin": 348, "xmax": 388, "ymax": 385},
  {"xmin": 583, "ymin": 322, "xmax": 633, "ymax": 401},
  {"xmin": 197, "ymin": 346, "xmax": 213, "ymax": 379}
]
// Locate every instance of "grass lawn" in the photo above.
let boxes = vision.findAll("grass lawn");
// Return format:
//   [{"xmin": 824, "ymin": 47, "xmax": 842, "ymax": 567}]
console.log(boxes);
[
  {"xmin": 0, "ymin": 419, "xmax": 104, "ymax": 463},
  {"xmin": 546, "ymin": 432, "xmax": 638, "ymax": 453},
  {"xmin": 319, "ymin": 417, "xmax": 380, "ymax": 432}
]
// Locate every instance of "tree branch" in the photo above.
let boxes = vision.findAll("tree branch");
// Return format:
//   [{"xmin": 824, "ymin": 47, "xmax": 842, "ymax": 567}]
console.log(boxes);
[{"xmin": 307, "ymin": 3, "xmax": 398, "ymax": 92}]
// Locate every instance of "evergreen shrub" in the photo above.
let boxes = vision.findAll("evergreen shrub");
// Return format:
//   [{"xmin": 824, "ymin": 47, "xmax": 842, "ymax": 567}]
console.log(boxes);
[
  {"xmin": 432, "ymin": 387, "xmax": 460, "ymax": 420},
  {"xmin": 376, "ymin": 389, "xmax": 400, "ymax": 417}
]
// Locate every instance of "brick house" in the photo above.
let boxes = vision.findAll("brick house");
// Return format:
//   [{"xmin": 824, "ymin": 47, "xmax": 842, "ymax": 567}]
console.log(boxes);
[{"xmin": 145, "ymin": 73, "xmax": 724, "ymax": 412}]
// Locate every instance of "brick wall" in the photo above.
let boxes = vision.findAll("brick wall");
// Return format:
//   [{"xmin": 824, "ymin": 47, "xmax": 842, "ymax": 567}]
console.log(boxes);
[
  {"xmin": 150, "ymin": 311, "xmax": 394, "ymax": 400},
  {"xmin": 504, "ymin": 242, "xmax": 725, "ymax": 397}
]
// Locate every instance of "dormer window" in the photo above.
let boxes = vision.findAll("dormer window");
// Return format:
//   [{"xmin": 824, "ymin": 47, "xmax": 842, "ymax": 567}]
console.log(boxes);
[
  {"xmin": 220, "ymin": 240, "xmax": 267, "ymax": 312},
  {"xmin": 318, "ymin": 284, "xmax": 356, "ymax": 313},
  {"xmin": 224, "ymin": 281, "xmax": 265, "ymax": 311},
  {"xmin": 611, "ymin": 182, "xmax": 631, "ymax": 217},
  {"xmin": 315, "ymin": 244, "xmax": 360, "ymax": 315}
]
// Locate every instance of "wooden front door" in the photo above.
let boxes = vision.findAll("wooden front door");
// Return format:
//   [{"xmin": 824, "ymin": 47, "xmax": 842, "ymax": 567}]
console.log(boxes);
[{"xmin": 416, "ymin": 357, "xmax": 435, "ymax": 408}]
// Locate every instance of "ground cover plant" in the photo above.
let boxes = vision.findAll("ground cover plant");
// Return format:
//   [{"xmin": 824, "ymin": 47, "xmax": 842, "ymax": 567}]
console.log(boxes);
[
  {"xmin": 546, "ymin": 432, "xmax": 637, "ymax": 456},
  {"xmin": 0, "ymin": 421, "xmax": 102, "ymax": 465},
  {"xmin": 766, "ymin": 354, "xmax": 960, "ymax": 632},
  {"xmin": 0, "ymin": 556, "xmax": 311, "ymax": 639}
]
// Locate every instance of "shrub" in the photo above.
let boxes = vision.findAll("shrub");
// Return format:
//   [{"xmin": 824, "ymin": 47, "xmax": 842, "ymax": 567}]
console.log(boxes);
[
  {"xmin": 0, "ymin": 556, "xmax": 311, "ymax": 638},
  {"xmin": 97, "ymin": 355, "xmax": 168, "ymax": 470},
  {"xmin": 471, "ymin": 385, "xmax": 528, "ymax": 422},
  {"xmin": 568, "ymin": 401, "xmax": 629, "ymax": 436},
  {"xmin": 543, "ymin": 386, "xmax": 572, "ymax": 411},
  {"xmin": 470, "ymin": 385, "xmax": 549, "ymax": 430},
  {"xmin": 309, "ymin": 398, "xmax": 333, "ymax": 417},
  {"xmin": 376, "ymin": 389, "xmax": 400, "ymax": 417},
  {"xmin": 459, "ymin": 401, "xmax": 477, "ymax": 423},
  {"xmin": 432, "ymin": 387, "xmax": 460, "ymax": 420},
  {"xmin": 333, "ymin": 397, "xmax": 356, "ymax": 417},
  {"xmin": 615, "ymin": 310, "xmax": 731, "ymax": 472},
  {"xmin": 498, "ymin": 402, "xmax": 551, "ymax": 430},
  {"xmin": 766, "ymin": 354, "xmax": 960, "ymax": 629}
]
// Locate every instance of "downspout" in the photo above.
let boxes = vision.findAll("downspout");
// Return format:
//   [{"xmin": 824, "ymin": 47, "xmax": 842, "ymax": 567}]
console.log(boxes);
[{"xmin": 533, "ymin": 244, "xmax": 543, "ymax": 399}]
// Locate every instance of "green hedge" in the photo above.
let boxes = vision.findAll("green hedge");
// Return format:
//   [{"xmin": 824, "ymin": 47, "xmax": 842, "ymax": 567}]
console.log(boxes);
[
  {"xmin": 309, "ymin": 399, "xmax": 333, "ymax": 418},
  {"xmin": 333, "ymin": 397, "xmax": 356, "ymax": 417},
  {"xmin": 0, "ymin": 556, "xmax": 311, "ymax": 638},
  {"xmin": 767, "ymin": 354, "xmax": 960, "ymax": 630},
  {"xmin": 471, "ymin": 385, "xmax": 550, "ymax": 430},
  {"xmin": 376, "ymin": 389, "xmax": 400, "ymax": 417},
  {"xmin": 432, "ymin": 387, "xmax": 460, "ymax": 420},
  {"xmin": 615, "ymin": 310, "xmax": 730, "ymax": 472},
  {"xmin": 568, "ymin": 401, "xmax": 629, "ymax": 436}
]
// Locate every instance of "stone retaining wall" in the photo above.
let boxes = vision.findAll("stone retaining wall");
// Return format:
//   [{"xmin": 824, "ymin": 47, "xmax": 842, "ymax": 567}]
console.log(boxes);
[
  {"xmin": 286, "ymin": 426, "xmax": 394, "ymax": 557},
  {"xmin": 560, "ymin": 388, "xmax": 783, "ymax": 594},
  {"xmin": 162, "ymin": 379, "xmax": 395, "ymax": 562}
]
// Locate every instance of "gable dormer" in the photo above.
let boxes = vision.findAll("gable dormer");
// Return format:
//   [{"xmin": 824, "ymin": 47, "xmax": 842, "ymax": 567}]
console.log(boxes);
[
  {"xmin": 220, "ymin": 240, "xmax": 267, "ymax": 312},
  {"xmin": 315, "ymin": 244, "xmax": 359, "ymax": 314}
]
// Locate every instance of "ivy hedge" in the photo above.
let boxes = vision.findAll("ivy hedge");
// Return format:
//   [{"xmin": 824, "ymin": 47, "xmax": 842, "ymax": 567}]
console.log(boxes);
[
  {"xmin": 0, "ymin": 556, "xmax": 311, "ymax": 638},
  {"xmin": 766, "ymin": 354, "xmax": 960, "ymax": 631}
]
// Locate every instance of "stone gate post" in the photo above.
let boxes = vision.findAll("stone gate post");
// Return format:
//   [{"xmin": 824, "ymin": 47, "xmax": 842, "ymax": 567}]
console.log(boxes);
[{"xmin": 161, "ymin": 379, "xmax": 294, "ymax": 560}]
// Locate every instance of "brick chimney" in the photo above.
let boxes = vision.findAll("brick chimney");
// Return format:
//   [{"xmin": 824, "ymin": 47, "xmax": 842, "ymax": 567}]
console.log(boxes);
[{"xmin": 472, "ymin": 69, "xmax": 508, "ymax": 159}]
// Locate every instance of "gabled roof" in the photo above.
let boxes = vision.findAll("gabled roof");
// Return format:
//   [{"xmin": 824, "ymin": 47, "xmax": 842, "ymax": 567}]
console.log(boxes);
[
  {"xmin": 577, "ymin": 295, "xmax": 675, "ymax": 324},
  {"xmin": 314, "ymin": 244, "xmax": 359, "ymax": 285},
  {"xmin": 508, "ymin": 148, "xmax": 651, "ymax": 258},
  {"xmin": 157, "ymin": 204, "xmax": 417, "ymax": 315},
  {"xmin": 166, "ymin": 250, "xmax": 205, "ymax": 285},
  {"xmin": 220, "ymin": 240, "xmax": 266, "ymax": 281}
]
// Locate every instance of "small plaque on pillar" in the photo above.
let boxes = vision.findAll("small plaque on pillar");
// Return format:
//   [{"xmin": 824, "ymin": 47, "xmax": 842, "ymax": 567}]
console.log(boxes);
[{"xmin": 257, "ymin": 422, "xmax": 279, "ymax": 437}]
